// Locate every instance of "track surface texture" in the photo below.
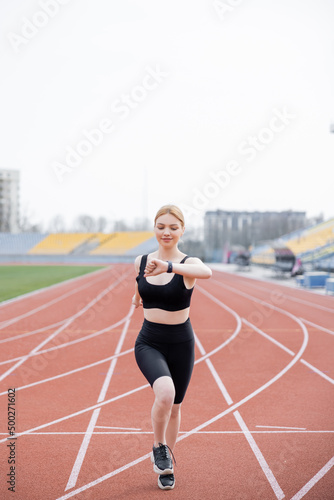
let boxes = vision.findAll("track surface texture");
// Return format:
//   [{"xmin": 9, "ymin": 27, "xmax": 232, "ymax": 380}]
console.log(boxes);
[{"xmin": 0, "ymin": 265, "xmax": 333, "ymax": 499}]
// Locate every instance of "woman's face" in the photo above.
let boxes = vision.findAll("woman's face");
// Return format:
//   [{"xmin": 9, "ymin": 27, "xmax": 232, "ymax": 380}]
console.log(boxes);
[{"xmin": 154, "ymin": 213, "xmax": 184, "ymax": 247}]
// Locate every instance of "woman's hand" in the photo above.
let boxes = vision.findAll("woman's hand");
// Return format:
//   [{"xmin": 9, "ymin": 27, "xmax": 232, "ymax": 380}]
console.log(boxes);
[
  {"xmin": 144, "ymin": 258, "xmax": 168, "ymax": 277},
  {"xmin": 132, "ymin": 294, "xmax": 142, "ymax": 308}
]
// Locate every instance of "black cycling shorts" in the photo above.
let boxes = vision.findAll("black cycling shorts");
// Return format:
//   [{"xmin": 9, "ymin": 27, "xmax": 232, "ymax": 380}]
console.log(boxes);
[{"xmin": 134, "ymin": 318, "xmax": 195, "ymax": 404}]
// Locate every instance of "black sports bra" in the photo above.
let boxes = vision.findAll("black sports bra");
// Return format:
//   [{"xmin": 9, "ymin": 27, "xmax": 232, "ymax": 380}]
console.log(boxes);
[{"xmin": 136, "ymin": 255, "xmax": 194, "ymax": 311}]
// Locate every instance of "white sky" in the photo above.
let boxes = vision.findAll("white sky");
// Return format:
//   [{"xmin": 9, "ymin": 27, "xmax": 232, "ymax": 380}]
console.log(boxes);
[{"xmin": 1, "ymin": 0, "xmax": 334, "ymax": 231}]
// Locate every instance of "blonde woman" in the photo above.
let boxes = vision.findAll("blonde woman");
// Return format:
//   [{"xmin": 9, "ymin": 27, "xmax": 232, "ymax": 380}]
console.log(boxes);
[{"xmin": 132, "ymin": 204, "xmax": 212, "ymax": 490}]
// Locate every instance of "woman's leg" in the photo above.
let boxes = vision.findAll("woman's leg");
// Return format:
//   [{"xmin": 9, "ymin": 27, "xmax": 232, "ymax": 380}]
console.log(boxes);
[
  {"xmin": 152, "ymin": 376, "xmax": 175, "ymax": 447},
  {"xmin": 166, "ymin": 403, "xmax": 181, "ymax": 452},
  {"xmin": 165, "ymin": 337, "xmax": 194, "ymax": 451}
]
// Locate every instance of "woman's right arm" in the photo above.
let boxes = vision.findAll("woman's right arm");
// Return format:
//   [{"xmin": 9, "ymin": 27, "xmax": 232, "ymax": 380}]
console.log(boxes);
[{"xmin": 132, "ymin": 255, "xmax": 142, "ymax": 308}]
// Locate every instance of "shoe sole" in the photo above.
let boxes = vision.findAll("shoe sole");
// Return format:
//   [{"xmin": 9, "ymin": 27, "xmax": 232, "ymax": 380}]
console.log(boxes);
[
  {"xmin": 153, "ymin": 464, "xmax": 173, "ymax": 475},
  {"xmin": 151, "ymin": 452, "xmax": 173, "ymax": 475},
  {"xmin": 158, "ymin": 477, "xmax": 175, "ymax": 490}
]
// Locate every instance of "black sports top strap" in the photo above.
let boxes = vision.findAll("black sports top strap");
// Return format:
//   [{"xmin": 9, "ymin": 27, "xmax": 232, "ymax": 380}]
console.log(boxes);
[
  {"xmin": 139, "ymin": 254, "xmax": 148, "ymax": 275},
  {"xmin": 180, "ymin": 255, "xmax": 189, "ymax": 264}
]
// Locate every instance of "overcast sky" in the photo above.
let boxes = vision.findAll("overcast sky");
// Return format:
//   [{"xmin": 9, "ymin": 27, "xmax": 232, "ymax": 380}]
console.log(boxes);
[{"xmin": 1, "ymin": 0, "xmax": 334, "ymax": 231}]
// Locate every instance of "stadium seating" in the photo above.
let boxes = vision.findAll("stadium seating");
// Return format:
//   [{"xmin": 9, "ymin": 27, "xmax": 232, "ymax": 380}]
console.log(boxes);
[
  {"xmin": 29, "ymin": 233, "xmax": 95, "ymax": 254},
  {"xmin": 0, "ymin": 233, "xmax": 47, "ymax": 255},
  {"xmin": 251, "ymin": 218, "xmax": 334, "ymax": 270},
  {"xmin": 250, "ymin": 244, "xmax": 275, "ymax": 266},
  {"xmin": 0, "ymin": 231, "xmax": 157, "ymax": 257},
  {"xmin": 90, "ymin": 231, "xmax": 155, "ymax": 255},
  {"xmin": 284, "ymin": 219, "xmax": 334, "ymax": 256}
]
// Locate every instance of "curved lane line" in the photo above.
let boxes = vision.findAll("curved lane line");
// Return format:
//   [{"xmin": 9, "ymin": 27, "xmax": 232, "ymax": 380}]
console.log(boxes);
[
  {"xmin": 0, "ymin": 319, "xmax": 68, "ymax": 344},
  {"xmin": 211, "ymin": 269, "xmax": 334, "ymax": 314},
  {"xmin": 0, "ymin": 317, "xmax": 127, "ymax": 367},
  {"xmin": 0, "ymin": 346, "xmax": 134, "ymax": 397},
  {"xmin": 299, "ymin": 318, "xmax": 334, "ymax": 336},
  {"xmin": 243, "ymin": 318, "xmax": 334, "ymax": 385},
  {"xmin": 0, "ymin": 270, "xmax": 132, "ymax": 382}
]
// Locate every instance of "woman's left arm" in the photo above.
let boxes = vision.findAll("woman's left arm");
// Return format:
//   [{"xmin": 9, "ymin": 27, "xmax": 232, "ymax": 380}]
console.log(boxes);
[{"xmin": 144, "ymin": 257, "xmax": 212, "ymax": 279}]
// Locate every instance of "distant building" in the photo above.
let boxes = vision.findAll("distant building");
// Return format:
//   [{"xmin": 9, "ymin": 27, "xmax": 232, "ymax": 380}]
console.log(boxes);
[
  {"xmin": 204, "ymin": 209, "xmax": 307, "ymax": 262},
  {"xmin": 0, "ymin": 169, "xmax": 20, "ymax": 233}
]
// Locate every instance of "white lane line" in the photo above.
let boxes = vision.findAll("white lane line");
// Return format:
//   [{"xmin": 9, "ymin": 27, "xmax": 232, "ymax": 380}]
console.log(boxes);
[
  {"xmin": 65, "ymin": 408, "xmax": 101, "ymax": 489},
  {"xmin": 195, "ymin": 323, "xmax": 284, "ymax": 499},
  {"xmin": 0, "ymin": 265, "xmax": 109, "ymax": 309},
  {"xmin": 0, "ymin": 384, "xmax": 149, "ymax": 444},
  {"xmin": 299, "ymin": 359, "xmax": 334, "ymax": 385},
  {"xmin": 0, "ymin": 319, "xmax": 67, "ymax": 344},
  {"xmin": 177, "ymin": 319, "xmax": 308, "ymax": 442},
  {"xmin": 210, "ymin": 278, "xmax": 332, "ymax": 322},
  {"xmin": 212, "ymin": 273, "xmax": 334, "ymax": 314},
  {"xmin": 0, "ymin": 268, "xmax": 112, "ymax": 330},
  {"xmin": 256, "ymin": 425, "xmax": 307, "ymax": 430},
  {"xmin": 57, "ymin": 451, "xmax": 153, "ymax": 500},
  {"xmin": 300, "ymin": 318, "xmax": 334, "ymax": 336},
  {"xmin": 0, "ymin": 346, "xmax": 133, "ymax": 397},
  {"xmin": 194, "ymin": 332, "xmax": 234, "ymax": 405},
  {"xmin": 290, "ymin": 456, "xmax": 334, "ymax": 500},
  {"xmin": 242, "ymin": 318, "xmax": 295, "ymax": 356},
  {"xmin": 234, "ymin": 411, "xmax": 285, "ymax": 500},
  {"xmin": 195, "ymin": 285, "xmax": 242, "ymax": 364},
  {"xmin": 95, "ymin": 426, "xmax": 142, "ymax": 431},
  {"xmin": 2, "ymin": 430, "xmax": 334, "ymax": 436},
  {"xmin": 243, "ymin": 319, "xmax": 334, "ymax": 385},
  {"xmin": 0, "ymin": 271, "xmax": 131, "ymax": 382},
  {"xmin": 210, "ymin": 280, "xmax": 334, "ymax": 387},
  {"xmin": 65, "ymin": 306, "xmax": 134, "ymax": 491},
  {"xmin": 0, "ymin": 317, "xmax": 127, "ymax": 367}
]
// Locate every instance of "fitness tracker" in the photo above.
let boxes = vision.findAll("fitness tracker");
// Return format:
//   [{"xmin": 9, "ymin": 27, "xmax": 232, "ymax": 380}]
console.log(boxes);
[{"xmin": 166, "ymin": 261, "xmax": 173, "ymax": 273}]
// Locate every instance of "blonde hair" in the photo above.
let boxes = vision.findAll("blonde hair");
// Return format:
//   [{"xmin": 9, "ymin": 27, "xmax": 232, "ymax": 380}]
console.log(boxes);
[{"xmin": 154, "ymin": 204, "xmax": 185, "ymax": 228}]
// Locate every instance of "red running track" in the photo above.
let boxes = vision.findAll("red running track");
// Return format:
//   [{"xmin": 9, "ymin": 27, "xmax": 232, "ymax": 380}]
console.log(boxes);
[{"xmin": 0, "ymin": 265, "xmax": 333, "ymax": 499}]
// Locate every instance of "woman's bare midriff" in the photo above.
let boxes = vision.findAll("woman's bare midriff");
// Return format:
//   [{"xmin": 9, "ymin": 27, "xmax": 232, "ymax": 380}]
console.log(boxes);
[{"xmin": 143, "ymin": 307, "xmax": 190, "ymax": 325}]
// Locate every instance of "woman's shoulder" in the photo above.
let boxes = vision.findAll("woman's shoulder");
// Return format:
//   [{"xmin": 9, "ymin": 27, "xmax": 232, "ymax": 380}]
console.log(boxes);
[
  {"xmin": 182, "ymin": 255, "xmax": 202, "ymax": 264},
  {"xmin": 134, "ymin": 253, "xmax": 152, "ymax": 273},
  {"xmin": 134, "ymin": 255, "xmax": 143, "ymax": 273}
]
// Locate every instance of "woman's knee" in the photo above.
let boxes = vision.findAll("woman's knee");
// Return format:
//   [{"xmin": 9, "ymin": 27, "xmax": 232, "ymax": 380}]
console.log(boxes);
[{"xmin": 153, "ymin": 376, "xmax": 175, "ymax": 408}]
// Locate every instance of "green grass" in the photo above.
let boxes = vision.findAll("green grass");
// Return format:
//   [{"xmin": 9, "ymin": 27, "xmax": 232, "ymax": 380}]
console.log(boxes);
[{"xmin": 0, "ymin": 265, "xmax": 106, "ymax": 302}]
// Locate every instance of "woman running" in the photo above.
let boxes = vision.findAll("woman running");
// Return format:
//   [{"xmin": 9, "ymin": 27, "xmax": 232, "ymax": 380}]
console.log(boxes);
[{"xmin": 132, "ymin": 204, "xmax": 212, "ymax": 490}]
